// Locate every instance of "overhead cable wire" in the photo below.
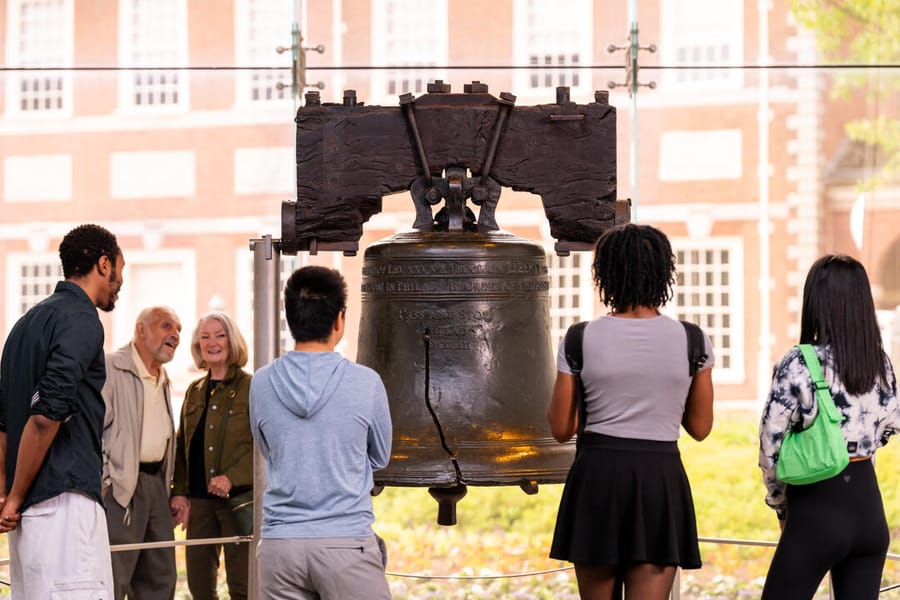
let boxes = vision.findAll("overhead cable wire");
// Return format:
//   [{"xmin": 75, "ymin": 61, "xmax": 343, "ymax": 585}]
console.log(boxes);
[{"xmin": 1, "ymin": 63, "xmax": 900, "ymax": 72}]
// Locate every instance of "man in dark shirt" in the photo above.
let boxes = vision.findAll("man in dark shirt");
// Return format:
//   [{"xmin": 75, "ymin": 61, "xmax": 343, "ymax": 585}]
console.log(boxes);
[{"xmin": 0, "ymin": 224, "xmax": 124, "ymax": 599}]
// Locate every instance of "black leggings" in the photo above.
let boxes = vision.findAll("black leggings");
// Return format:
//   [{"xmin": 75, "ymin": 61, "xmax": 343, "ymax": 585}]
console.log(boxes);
[{"xmin": 762, "ymin": 459, "xmax": 889, "ymax": 600}]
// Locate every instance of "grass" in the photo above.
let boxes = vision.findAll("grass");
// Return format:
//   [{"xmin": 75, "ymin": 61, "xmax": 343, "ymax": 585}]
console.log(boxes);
[
  {"xmin": 3, "ymin": 409, "xmax": 900, "ymax": 598},
  {"xmin": 372, "ymin": 409, "xmax": 900, "ymax": 599}
]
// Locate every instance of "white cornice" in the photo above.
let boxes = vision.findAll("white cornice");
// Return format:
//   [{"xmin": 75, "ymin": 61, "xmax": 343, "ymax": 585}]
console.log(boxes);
[
  {"xmin": 0, "ymin": 203, "xmax": 791, "ymax": 244},
  {"xmin": 0, "ymin": 215, "xmax": 281, "ymax": 242},
  {"xmin": 610, "ymin": 85, "xmax": 808, "ymax": 110},
  {"xmin": 0, "ymin": 108, "xmax": 297, "ymax": 136},
  {"xmin": 827, "ymin": 185, "xmax": 900, "ymax": 210},
  {"xmin": 0, "ymin": 82, "xmax": 819, "ymax": 136}
]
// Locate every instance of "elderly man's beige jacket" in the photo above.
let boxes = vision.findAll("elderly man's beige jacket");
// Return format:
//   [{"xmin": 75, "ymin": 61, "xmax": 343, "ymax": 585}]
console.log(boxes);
[{"xmin": 101, "ymin": 343, "xmax": 176, "ymax": 510}]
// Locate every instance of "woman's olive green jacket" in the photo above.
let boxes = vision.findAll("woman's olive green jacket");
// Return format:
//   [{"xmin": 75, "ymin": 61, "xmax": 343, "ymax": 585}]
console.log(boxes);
[{"xmin": 171, "ymin": 365, "xmax": 253, "ymax": 496}]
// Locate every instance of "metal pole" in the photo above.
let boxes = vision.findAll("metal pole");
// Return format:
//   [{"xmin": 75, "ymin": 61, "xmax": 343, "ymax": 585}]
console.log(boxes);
[
  {"xmin": 670, "ymin": 567, "xmax": 681, "ymax": 600},
  {"xmin": 757, "ymin": 0, "xmax": 774, "ymax": 414},
  {"xmin": 248, "ymin": 234, "xmax": 281, "ymax": 600},
  {"xmin": 628, "ymin": 0, "xmax": 638, "ymax": 222}
]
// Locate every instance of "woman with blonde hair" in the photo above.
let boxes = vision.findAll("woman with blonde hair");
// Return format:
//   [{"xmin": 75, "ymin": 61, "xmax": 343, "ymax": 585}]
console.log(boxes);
[{"xmin": 170, "ymin": 312, "xmax": 253, "ymax": 600}]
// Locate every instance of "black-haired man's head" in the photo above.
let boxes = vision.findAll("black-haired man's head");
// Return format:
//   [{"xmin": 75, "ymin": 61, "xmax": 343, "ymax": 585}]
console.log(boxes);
[
  {"xmin": 59, "ymin": 224, "xmax": 124, "ymax": 312},
  {"xmin": 284, "ymin": 266, "xmax": 348, "ymax": 343}
]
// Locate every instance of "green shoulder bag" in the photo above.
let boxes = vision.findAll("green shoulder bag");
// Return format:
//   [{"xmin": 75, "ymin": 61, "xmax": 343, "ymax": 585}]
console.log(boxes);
[{"xmin": 775, "ymin": 344, "xmax": 849, "ymax": 485}]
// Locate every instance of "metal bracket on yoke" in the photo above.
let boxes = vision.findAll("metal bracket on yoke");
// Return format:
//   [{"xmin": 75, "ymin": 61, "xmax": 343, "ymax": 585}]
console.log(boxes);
[{"xmin": 402, "ymin": 84, "xmax": 516, "ymax": 232}]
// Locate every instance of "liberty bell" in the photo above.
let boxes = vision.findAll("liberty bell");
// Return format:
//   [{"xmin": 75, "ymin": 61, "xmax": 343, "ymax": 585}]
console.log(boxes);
[{"xmin": 282, "ymin": 81, "xmax": 626, "ymax": 524}]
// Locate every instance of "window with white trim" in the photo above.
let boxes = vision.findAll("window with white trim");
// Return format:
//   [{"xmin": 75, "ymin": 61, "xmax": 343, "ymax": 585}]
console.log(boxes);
[
  {"xmin": 668, "ymin": 238, "xmax": 744, "ymax": 382},
  {"xmin": 659, "ymin": 130, "xmax": 742, "ymax": 181},
  {"xmin": 548, "ymin": 250, "xmax": 595, "ymax": 347},
  {"xmin": 660, "ymin": 0, "xmax": 743, "ymax": 88},
  {"xmin": 233, "ymin": 147, "xmax": 295, "ymax": 195},
  {"xmin": 4, "ymin": 0, "xmax": 73, "ymax": 116},
  {"xmin": 4, "ymin": 154, "xmax": 73, "ymax": 202},
  {"xmin": 371, "ymin": 0, "xmax": 447, "ymax": 102},
  {"xmin": 110, "ymin": 250, "xmax": 197, "ymax": 376},
  {"xmin": 238, "ymin": 251, "xmax": 345, "ymax": 359},
  {"xmin": 276, "ymin": 255, "xmax": 302, "ymax": 354},
  {"xmin": 514, "ymin": 0, "xmax": 592, "ymax": 96},
  {"xmin": 235, "ymin": 0, "xmax": 300, "ymax": 104},
  {"xmin": 118, "ymin": 0, "xmax": 189, "ymax": 110},
  {"xmin": 4, "ymin": 254, "xmax": 61, "ymax": 337}
]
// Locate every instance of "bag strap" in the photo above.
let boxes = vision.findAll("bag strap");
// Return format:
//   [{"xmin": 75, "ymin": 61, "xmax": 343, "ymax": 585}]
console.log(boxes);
[
  {"xmin": 796, "ymin": 344, "xmax": 842, "ymax": 424},
  {"xmin": 564, "ymin": 321, "xmax": 588, "ymax": 445},
  {"xmin": 680, "ymin": 320, "xmax": 708, "ymax": 377}
]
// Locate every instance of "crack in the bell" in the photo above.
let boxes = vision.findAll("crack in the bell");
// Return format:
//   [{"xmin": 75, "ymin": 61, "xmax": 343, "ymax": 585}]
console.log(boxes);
[{"xmin": 422, "ymin": 328, "xmax": 464, "ymax": 484}]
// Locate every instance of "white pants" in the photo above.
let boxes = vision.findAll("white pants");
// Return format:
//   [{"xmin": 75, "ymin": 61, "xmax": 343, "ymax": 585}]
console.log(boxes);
[{"xmin": 9, "ymin": 491, "xmax": 114, "ymax": 600}]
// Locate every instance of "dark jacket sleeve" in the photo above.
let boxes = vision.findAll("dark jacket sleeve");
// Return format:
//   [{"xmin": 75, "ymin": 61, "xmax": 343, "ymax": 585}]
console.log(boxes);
[
  {"xmin": 33, "ymin": 312, "xmax": 104, "ymax": 421},
  {"xmin": 170, "ymin": 388, "xmax": 192, "ymax": 497}
]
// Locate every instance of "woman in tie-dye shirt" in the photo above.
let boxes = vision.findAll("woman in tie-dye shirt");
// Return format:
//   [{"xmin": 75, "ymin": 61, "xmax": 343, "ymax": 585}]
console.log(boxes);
[{"xmin": 758, "ymin": 255, "xmax": 900, "ymax": 600}]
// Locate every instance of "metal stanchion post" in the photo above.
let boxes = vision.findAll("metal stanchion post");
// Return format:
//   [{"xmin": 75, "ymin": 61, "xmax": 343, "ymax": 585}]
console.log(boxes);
[
  {"xmin": 671, "ymin": 568, "xmax": 680, "ymax": 600},
  {"xmin": 249, "ymin": 235, "xmax": 281, "ymax": 600}
]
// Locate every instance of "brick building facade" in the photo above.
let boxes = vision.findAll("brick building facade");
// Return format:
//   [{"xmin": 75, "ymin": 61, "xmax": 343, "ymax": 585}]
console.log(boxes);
[{"xmin": 1, "ymin": 0, "xmax": 898, "ymax": 406}]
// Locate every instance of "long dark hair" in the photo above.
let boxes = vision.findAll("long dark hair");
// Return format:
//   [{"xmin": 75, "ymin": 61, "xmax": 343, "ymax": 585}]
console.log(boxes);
[
  {"xmin": 592, "ymin": 223, "xmax": 676, "ymax": 312},
  {"xmin": 799, "ymin": 254, "xmax": 887, "ymax": 394}
]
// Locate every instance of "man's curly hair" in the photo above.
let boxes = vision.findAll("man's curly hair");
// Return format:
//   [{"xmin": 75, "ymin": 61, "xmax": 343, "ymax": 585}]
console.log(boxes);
[
  {"xmin": 58, "ymin": 224, "xmax": 120, "ymax": 279},
  {"xmin": 592, "ymin": 223, "xmax": 676, "ymax": 312}
]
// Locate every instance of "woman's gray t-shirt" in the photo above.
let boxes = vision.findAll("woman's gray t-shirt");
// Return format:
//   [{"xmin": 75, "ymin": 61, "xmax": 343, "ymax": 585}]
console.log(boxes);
[{"xmin": 556, "ymin": 314, "xmax": 714, "ymax": 441}]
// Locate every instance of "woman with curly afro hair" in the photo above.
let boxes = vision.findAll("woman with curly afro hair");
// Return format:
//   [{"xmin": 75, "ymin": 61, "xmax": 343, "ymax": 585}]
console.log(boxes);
[{"xmin": 548, "ymin": 223, "xmax": 715, "ymax": 599}]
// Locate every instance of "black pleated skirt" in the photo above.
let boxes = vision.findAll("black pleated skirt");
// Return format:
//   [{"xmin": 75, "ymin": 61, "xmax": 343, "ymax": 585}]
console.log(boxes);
[{"xmin": 549, "ymin": 432, "xmax": 702, "ymax": 569}]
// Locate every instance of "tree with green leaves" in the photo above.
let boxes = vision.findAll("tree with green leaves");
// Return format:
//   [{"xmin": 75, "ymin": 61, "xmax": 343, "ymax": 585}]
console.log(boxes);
[{"xmin": 791, "ymin": 0, "xmax": 900, "ymax": 189}]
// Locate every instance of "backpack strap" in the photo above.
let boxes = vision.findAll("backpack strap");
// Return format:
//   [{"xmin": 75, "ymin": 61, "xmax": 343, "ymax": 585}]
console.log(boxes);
[
  {"xmin": 681, "ymin": 320, "xmax": 708, "ymax": 377},
  {"xmin": 564, "ymin": 319, "xmax": 706, "ymax": 445},
  {"xmin": 564, "ymin": 321, "xmax": 588, "ymax": 376},
  {"xmin": 564, "ymin": 321, "xmax": 588, "ymax": 445}
]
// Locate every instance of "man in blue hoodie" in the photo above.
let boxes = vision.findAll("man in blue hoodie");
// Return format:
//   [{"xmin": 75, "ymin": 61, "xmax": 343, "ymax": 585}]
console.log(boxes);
[{"xmin": 250, "ymin": 265, "xmax": 393, "ymax": 599}]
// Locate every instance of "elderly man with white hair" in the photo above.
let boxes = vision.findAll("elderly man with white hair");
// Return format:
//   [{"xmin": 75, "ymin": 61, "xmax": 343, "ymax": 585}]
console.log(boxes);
[{"xmin": 102, "ymin": 306, "xmax": 182, "ymax": 600}]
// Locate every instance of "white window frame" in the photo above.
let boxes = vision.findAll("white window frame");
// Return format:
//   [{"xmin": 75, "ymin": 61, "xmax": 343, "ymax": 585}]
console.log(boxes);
[
  {"xmin": 658, "ymin": 129, "xmax": 743, "ymax": 182},
  {"xmin": 117, "ymin": 0, "xmax": 190, "ymax": 113},
  {"xmin": 370, "ymin": 0, "xmax": 448, "ymax": 104},
  {"xmin": 233, "ymin": 146, "xmax": 296, "ymax": 195},
  {"xmin": 109, "ymin": 150, "xmax": 196, "ymax": 199},
  {"xmin": 667, "ymin": 236, "xmax": 745, "ymax": 384},
  {"xmin": 3, "ymin": 154, "xmax": 73, "ymax": 202},
  {"xmin": 4, "ymin": 0, "xmax": 74, "ymax": 118},
  {"xmin": 237, "ymin": 249, "xmax": 347, "ymax": 363},
  {"xmin": 547, "ymin": 249, "xmax": 595, "ymax": 349},
  {"xmin": 877, "ymin": 309, "xmax": 895, "ymax": 361},
  {"xmin": 659, "ymin": 0, "xmax": 744, "ymax": 90},
  {"xmin": 4, "ymin": 252, "xmax": 62, "ymax": 335},
  {"xmin": 513, "ymin": 0, "xmax": 593, "ymax": 100},
  {"xmin": 234, "ymin": 0, "xmax": 303, "ymax": 107},
  {"xmin": 110, "ymin": 249, "xmax": 197, "ymax": 364}
]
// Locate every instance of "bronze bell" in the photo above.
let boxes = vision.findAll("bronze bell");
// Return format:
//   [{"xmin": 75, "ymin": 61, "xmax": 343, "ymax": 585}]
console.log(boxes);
[
  {"xmin": 283, "ymin": 83, "xmax": 624, "ymax": 525},
  {"xmin": 357, "ymin": 228, "xmax": 575, "ymax": 524}
]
